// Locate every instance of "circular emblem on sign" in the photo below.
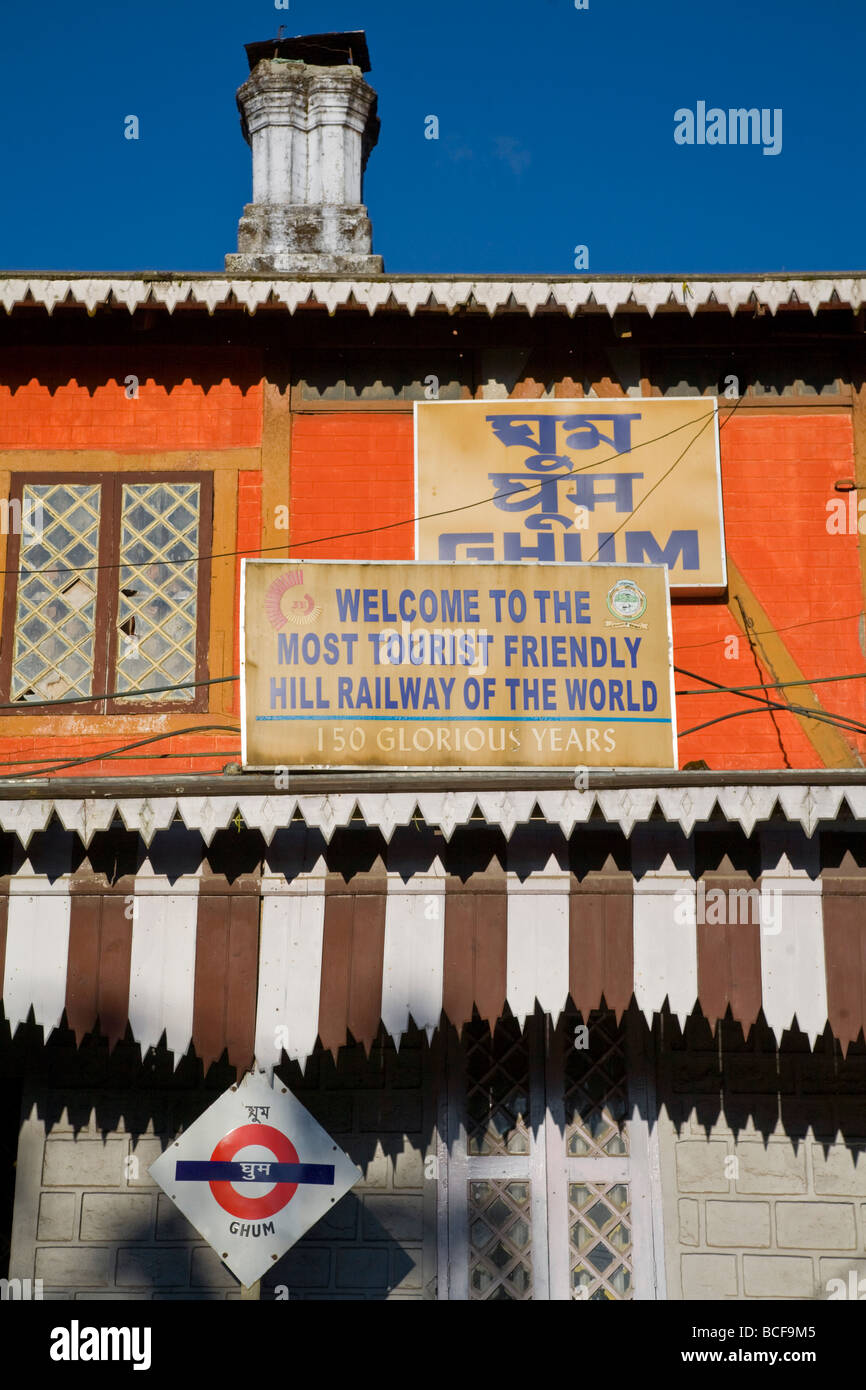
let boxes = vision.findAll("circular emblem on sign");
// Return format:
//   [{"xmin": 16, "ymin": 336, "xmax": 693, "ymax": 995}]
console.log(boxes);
[
  {"xmin": 606, "ymin": 579, "xmax": 647, "ymax": 622},
  {"xmin": 265, "ymin": 568, "xmax": 322, "ymax": 630},
  {"xmin": 209, "ymin": 1124, "xmax": 299, "ymax": 1220}
]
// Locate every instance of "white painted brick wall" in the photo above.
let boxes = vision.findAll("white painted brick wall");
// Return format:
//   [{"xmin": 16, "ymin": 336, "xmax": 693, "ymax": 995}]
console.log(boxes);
[
  {"xmin": 10, "ymin": 1040, "xmax": 436, "ymax": 1301},
  {"xmin": 658, "ymin": 1040, "xmax": 866, "ymax": 1300}
]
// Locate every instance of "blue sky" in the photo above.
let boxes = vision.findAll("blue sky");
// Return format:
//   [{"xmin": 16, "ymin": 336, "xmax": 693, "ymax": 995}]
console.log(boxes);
[{"xmin": 1, "ymin": 0, "xmax": 862, "ymax": 275}]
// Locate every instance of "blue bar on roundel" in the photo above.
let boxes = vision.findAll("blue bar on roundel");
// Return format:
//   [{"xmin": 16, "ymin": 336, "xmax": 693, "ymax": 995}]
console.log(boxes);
[{"xmin": 176, "ymin": 1161, "xmax": 335, "ymax": 1185}]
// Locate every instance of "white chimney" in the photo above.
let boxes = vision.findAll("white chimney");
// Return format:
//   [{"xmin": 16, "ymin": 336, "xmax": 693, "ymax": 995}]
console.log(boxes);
[{"xmin": 226, "ymin": 32, "xmax": 383, "ymax": 274}]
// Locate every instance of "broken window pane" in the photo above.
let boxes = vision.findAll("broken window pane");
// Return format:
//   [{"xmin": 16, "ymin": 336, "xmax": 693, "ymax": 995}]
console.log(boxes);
[
  {"xmin": 10, "ymin": 484, "xmax": 101, "ymax": 702},
  {"xmin": 114, "ymin": 482, "xmax": 200, "ymax": 701}
]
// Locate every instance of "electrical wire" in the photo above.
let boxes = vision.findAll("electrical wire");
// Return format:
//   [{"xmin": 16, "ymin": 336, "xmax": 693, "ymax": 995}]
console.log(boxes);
[
  {"xmin": 676, "ymin": 671, "xmax": 866, "ymax": 739},
  {"xmin": 100, "ymin": 751, "xmax": 241, "ymax": 762},
  {"xmin": 7, "ymin": 406, "xmax": 726, "ymax": 578},
  {"xmin": 675, "ymin": 668, "xmax": 866, "ymax": 697},
  {"xmin": 674, "ymin": 664, "xmax": 866, "ymax": 729},
  {"xmin": 0, "ymin": 673, "xmax": 238, "ymax": 711},
  {"xmin": 8, "ymin": 654, "xmax": 863, "ymax": 715},
  {"xmin": 17, "ymin": 657, "xmax": 862, "ymax": 715},
  {"xmin": 0, "ymin": 403, "xmax": 732, "ymax": 710},
  {"xmin": 674, "ymin": 610, "xmax": 864, "ymax": 652},
  {"xmin": 584, "ymin": 394, "xmax": 742, "ymax": 562},
  {"xmin": 0, "ymin": 748, "xmax": 240, "ymax": 769},
  {"xmin": 678, "ymin": 703, "xmax": 866, "ymax": 739},
  {"xmin": 0, "ymin": 725, "xmax": 240, "ymax": 780}
]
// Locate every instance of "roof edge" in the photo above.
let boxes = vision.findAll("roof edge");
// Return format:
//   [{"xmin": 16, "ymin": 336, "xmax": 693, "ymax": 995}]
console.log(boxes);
[
  {"xmin": 1, "ymin": 768, "xmax": 866, "ymax": 800},
  {"xmin": 1, "ymin": 273, "xmax": 863, "ymax": 319}
]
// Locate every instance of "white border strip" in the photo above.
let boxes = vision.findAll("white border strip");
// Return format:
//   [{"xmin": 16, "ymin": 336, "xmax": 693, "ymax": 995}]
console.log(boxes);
[{"xmin": 2, "ymin": 276, "xmax": 864, "ymax": 319}]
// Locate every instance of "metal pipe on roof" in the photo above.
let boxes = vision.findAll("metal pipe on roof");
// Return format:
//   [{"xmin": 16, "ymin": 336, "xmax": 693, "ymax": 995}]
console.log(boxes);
[{"xmin": 1, "ymin": 768, "xmax": 866, "ymax": 800}]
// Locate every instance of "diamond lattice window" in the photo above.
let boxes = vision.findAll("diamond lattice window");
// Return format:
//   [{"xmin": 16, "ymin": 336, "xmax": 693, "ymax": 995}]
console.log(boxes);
[
  {"xmin": 464, "ymin": 1016, "xmax": 531, "ymax": 1156},
  {"xmin": 568, "ymin": 1180, "xmax": 633, "ymax": 1300},
  {"xmin": 469, "ymin": 1180, "xmax": 533, "ymax": 1300},
  {"xmin": 564, "ymin": 1011, "xmax": 629, "ymax": 1158},
  {"xmin": 114, "ymin": 482, "xmax": 200, "ymax": 701},
  {"xmin": 10, "ymin": 483, "xmax": 101, "ymax": 702},
  {"xmin": 3, "ymin": 473, "xmax": 208, "ymax": 710}
]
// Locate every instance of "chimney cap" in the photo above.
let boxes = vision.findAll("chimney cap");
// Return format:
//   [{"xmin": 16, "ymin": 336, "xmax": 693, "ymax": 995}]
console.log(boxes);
[{"xmin": 244, "ymin": 30, "xmax": 371, "ymax": 73}]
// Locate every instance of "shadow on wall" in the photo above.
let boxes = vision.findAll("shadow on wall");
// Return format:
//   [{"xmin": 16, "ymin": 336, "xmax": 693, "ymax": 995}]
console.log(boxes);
[
  {"xmin": 3, "ymin": 809, "xmax": 866, "ymax": 1295},
  {"xmin": 0, "ymin": 349, "xmax": 265, "ymax": 397},
  {"xmin": 0, "ymin": 308, "xmax": 855, "ymax": 404},
  {"xmin": 2, "ymin": 999, "xmax": 866, "ymax": 1298},
  {"xmin": 0, "ymin": 1032, "xmax": 428, "ymax": 1299}
]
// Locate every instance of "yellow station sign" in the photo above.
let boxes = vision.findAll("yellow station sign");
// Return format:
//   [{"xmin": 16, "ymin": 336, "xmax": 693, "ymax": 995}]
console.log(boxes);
[
  {"xmin": 415, "ymin": 398, "xmax": 725, "ymax": 592},
  {"xmin": 242, "ymin": 560, "xmax": 677, "ymax": 770}
]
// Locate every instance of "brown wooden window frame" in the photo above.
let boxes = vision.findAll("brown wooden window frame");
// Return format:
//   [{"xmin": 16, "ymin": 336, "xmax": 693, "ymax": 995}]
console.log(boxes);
[{"xmin": 0, "ymin": 471, "xmax": 213, "ymax": 716}]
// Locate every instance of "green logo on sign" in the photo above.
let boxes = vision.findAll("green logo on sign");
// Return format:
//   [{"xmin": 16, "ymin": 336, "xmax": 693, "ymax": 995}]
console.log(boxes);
[{"xmin": 606, "ymin": 580, "xmax": 647, "ymax": 623}]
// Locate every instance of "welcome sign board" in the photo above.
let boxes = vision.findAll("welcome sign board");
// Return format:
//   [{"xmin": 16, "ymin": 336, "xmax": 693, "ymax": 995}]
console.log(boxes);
[
  {"xmin": 415, "ymin": 398, "xmax": 725, "ymax": 592},
  {"xmin": 241, "ymin": 560, "xmax": 677, "ymax": 770}
]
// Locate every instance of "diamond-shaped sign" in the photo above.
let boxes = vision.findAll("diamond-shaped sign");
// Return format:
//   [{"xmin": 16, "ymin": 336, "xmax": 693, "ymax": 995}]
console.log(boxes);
[{"xmin": 149, "ymin": 1072, "xmax": 362, "ymax": 1287}]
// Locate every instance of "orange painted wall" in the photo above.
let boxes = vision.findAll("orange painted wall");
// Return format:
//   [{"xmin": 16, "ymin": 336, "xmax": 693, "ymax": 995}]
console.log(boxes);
[
  {"xmin": 290, "ymin": 414, "xmax": 415, "ymax": 559},
  {"xmin": 0, "ymin": 731, "xmax": 243, "ymax": 778},
  {"xmin": 0, "ymin": 353, "xmax": 262, "ymax": 776},
  {"xmin": 678, "ymin": 413, "xmax": 862, "ymax": 769},
  {"xmin": 232, "ymin": 471, "xmax": 264, "ymax": 716},
  {"xmin": 0, "ymin": 350, "xmax": 262, "ymax": 451}
]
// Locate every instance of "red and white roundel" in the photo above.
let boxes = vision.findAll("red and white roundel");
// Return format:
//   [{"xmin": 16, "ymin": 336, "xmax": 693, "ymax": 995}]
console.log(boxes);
[
  {"xmin": 149, "ymin": 1074, "xmax": 362, "ymax": 1289},
  {"xmin": 208, "ymin": 1125, "xmax": 299, "ymax": 1219}
]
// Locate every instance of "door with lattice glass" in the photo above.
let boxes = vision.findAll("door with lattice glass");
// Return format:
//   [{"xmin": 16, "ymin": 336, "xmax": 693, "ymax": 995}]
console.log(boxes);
[{"xmin": 437, "ymin": 1009, "xmax": 664, "ymax": 1300}]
